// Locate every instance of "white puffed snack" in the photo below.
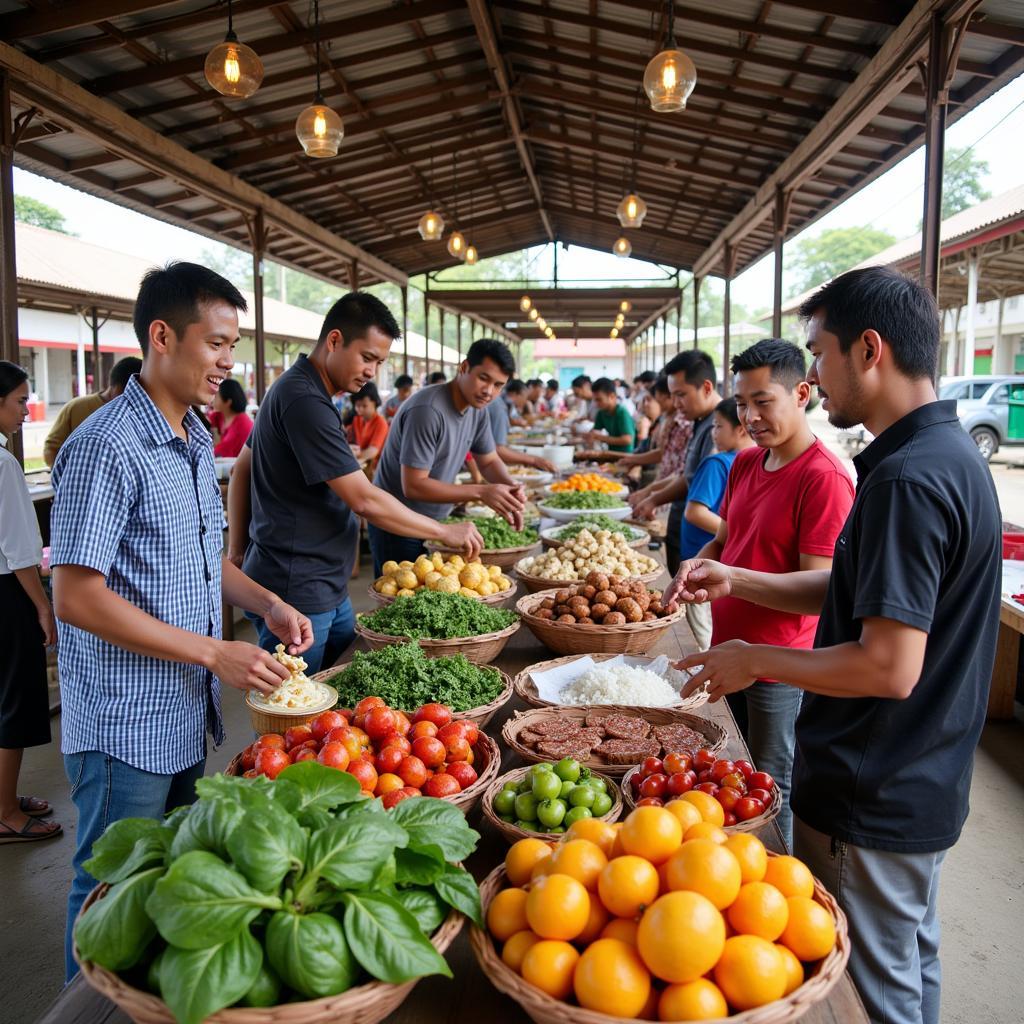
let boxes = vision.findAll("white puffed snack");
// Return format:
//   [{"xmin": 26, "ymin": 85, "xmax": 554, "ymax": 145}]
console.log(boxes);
[
  {"xmin": 559, "ymin": 664, "xmax": 680, "ymax": 706},
  {"xmin": 519, "ymin": 529, "xmax": 659, "ymax": 580}
]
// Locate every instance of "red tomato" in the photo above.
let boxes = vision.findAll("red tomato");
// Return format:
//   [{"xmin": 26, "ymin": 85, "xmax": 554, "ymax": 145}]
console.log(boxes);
[
  {"xmin": 375, "ymin": 772, "xmax": 405, "ymax": 796},
  {"xmin": 255, "ymin": 733, "xmax": 286, "ymax": 751},
  {"xmin": 413, "ymin": 703, "xmax": 453, "ymax": 728},
  {"xmin": 447, "ymin": 762, "xmax": 478, "ymax": 790},
  {"xmin": 681, "ymin": 770, "xmax": 698, "ymax": 791},
  {"xmin": 240, "ymin": 744, "xmax": 258, "ymax": 771},
  {"xmin": 310, "ymin": 710, "xmax": 346, "ymax": 743},
  {"xmin": 662, "ymin": 752, "xmax": 693, "ymax": 775},
  {"xmin": 337, "ymin": 708, "xmax": 354, "ymax": 724},
  {"xmin": 734, "ymin": 797, "xmax": 765, "ymax": 821},
  {"xmin": 693, "ymin": 748, "xmax": 716, "ymax": 770},
  {"xmin": 750, "ymin": 771, "xmax": 775, "ymax": 793},
  {"xmin": 723, "ymin": 810, "xmax": 737, "ymax": 827},
  {"xmin": 748, "ymin": 787, "xmax": 773, "ymax": 805},
  {"xmin": 640, "ymin": 756, "xmax": 664, "ymax": 779},
  {"xmin": 346, "ymin": 759, "xmax": 378, "ymax": 794},
  {"xmin": 409, "ymin": 720, "xmax": 438, "ymax": 741},
  {"xmin": 255, "ymin": 747, "xmax": 290, "ymax": 779},
  {"xmin": 400, "ymin": 786, "xmax": 422, "ymax": 798},
  {"xmin": 381, "ymin": 788, "xmax": 414, "ymax": 809},
  {"xmin": 639, "ymin": 773, "xmax": 668, "ymax": 799},
  {"xmin": 397, "ymin": 755, "xmax": 428, "ymax": 789},
  {"xmin": 316, "ymin": 741, "xmax": 351, "ymax": 771},
  {"xmin": 715, "ymin": 786, "xmax": 743, "ymax": 812},
  {"xmin": 423, "ymin": 773, "xmax": 461, "ymax": 797},
  {"xmin": 348, "ymin": 725, "xmax": 372, "ymax": 749},
  {"xmin": 291, "ymin": 748, "xmax": 317, "ymax": 764},
  {"xmin": 289, "ymin": 741, "xmax": 317, "ymax": 763},
  {"xmin": 697, "ymin": 769, "xmax": 715, "ymax": 785},
  {"xmin": 364, "ymin": 706, "xmax": 398, "ymax": 742},
  {"xmin": 353, "ymin": 696, "xmax": 387, "ymax": 728},
  {"xmin": 411, "ymin": 736, "xmax": 447, "ymax": 769},
  {"xmin": 694, "ymin": 782, "xmax": 720, "ymax": 797},
  {"xmin": 719, "ymin": 772, "xmax": 747, "ymax": 793},
  {"xmin": 374, "ymin": 747, "xmax": 404, "ymax": 775},
  {"xmin": 380, "ymin": 734, "xmax": 412, "ymax": 756},
  {"xmin": 733, "ymin": 759, "xmax": 754, "ymax": 781},
  {"xmin": 710, "ymin": 759, "xmax": 736, "ymax": 783},
  {"xmin": 326, "ymin": 727, "xmax": 363, "ymax": 762},
  {"xmin": 443, "ymin": 736, "xmax": 472, "ymax": 763},
  {"xmin": 630, "ymin": 773, "xmax": 643, "ymax": 797},
  {"xmin": 284, "ymin": 725, "xmax": 313, "ymax": 750},
  {"xmin": 392, "ymin": 710, "xmax": 412, "ymax": 736},
  {"xmin": 635, "ymin": 796, "xmax": 664, "ymax": 808},
  {"xmin": 456, "ymin": 719, "xmax": 479, "ymax": 746},
  {"xmin": 666, "ymin": 771, "xmax": 695, "ymax": 797}
]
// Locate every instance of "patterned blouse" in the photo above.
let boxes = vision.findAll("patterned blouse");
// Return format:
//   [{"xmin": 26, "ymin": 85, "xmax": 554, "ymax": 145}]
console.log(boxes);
[{"xmin": 656, "ymin": 412, "xmax": 693, "ymax": 480}]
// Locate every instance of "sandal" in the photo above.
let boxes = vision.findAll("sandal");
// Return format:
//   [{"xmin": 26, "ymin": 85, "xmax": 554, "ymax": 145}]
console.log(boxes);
[
  {"xmin": 0, "ymin": 817, "xmax": 62, "ymax": 844},
  {"xmin": 18, "ymin": 796, "xmax": 51, "ymax": 817}
]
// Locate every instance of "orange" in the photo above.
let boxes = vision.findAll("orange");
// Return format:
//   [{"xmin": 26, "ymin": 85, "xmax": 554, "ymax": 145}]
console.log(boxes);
[
  {"xmin": 609, "ymin": 822, "xmax": 627, "ymax": 859},
  {"xmin": 487, "ymin": 887, "xmax": 529, "ymax": 941},
  {"xmin": 665, "ymin": 799, "xmax": 703, "ymax": 833},
  {"xmin": 727, "ymin": 882, "xmax": 789, "ymax": 942},
  {"xmin": 657, "ymin": 859, "xmax": 672, "ymax": 896},
  {"xmin": 664, "ymin": 838, "xmax": 742, "ymax": 910},
  {"xmin": 598, "ymin": 855, "xmax": 660, "ymax": 918},
  {"xmin": 566, "ymin": 817, "xmax": 617, "ymax": 856},
  {"xmin": 525, "ymin": 873, "xmax": 591, "ymax": 940},
  {"xmin": 639, "ymin": 985, "xmax": 660, "ymax": 1021},
  {"xmin": 779, "ymin": 896, "xmax": 836, "ymax": 961},
  {"xmin": 775, "ymin": 943, "xmax": 805, "ymax": 996},
  {"xmin": 763, "ymin": 855, "xmax": 815, "ymax": 899},
  {"xmin": 549, "ymin": 838, "xmax": 608, "ymax": 892},
  {"xmin": 620, "ymin": 806, "xmax": 684, "ymax": 865},
  {"xmin": 505, "ymin": 838, "xmax": 553, "ymax": 887},
  {"xmin": 521, "ymin": 939, "xmax": 580, "ymax": 999},
  {"xmin": 679, "ymin": 790, "xmax": 725, "ymax": 827},
  {"xmin": 657, "ymin": 978, "xmax": 729, "ymax": 1021},
  {"xmin": 574, "ymin": 938, "xmax": 652, "ymax": 1017},
  {"xmin": 600, "ymin": 917, "xmax": 640, "ymax": 947},
  {"xmin": 724, "ymin": 834, "xmax": 768, "ymax": 883},
  {"xmin": 530, "ymin": 855, "xmax": 554, "ymax": 881},
  {"xmin": 637, "ymin": 891, "xmax": 726, "ymax": 983},
  {"xmin": 575, "ymin": 892, "xmax": 611, "ymax": 945},
  {"xmin": 501, "ymin": 929, "xmax": 541, "ymax": 973},
  {"xmin": 713, "ymin": 934, "xmax": 787, "ymax": 1010},
  {"xmin": 684, "ymin": 822, "xmax": 728, "ymax": 844}
]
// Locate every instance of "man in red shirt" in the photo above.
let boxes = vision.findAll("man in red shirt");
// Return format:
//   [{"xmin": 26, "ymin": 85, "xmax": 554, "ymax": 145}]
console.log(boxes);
[{"xmin": 676, "ymin": 339, "xmax": 853, "ymax": 844}]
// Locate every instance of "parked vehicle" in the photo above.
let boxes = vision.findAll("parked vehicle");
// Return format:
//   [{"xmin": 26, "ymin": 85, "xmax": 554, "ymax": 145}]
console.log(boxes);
[{"xmin": 938, "ymin": 375, "xmax": 1024, "ymax": 461}]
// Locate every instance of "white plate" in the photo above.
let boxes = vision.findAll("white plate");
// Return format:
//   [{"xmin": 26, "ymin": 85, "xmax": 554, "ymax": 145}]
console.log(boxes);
[
  {"xmin": 540, "ymin": 522, "xmax": 646, "ymax": 544},
  {"xmin": 544, "ymin": 482, "xmax": 628, "ymax": 499},
  {"xmin": 537, "ymin": 501, "xmax": 631, "ymax": 523}
]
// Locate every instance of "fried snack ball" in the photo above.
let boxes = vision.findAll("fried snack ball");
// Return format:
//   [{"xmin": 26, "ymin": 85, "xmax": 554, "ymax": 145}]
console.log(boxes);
[
  {"xmin": 556, "ymin": 614, "xmax": 576, "ymax": 623},
  {"xmin": 604, "ymin": 611, "xmax": 627, "ymax": 625},
  {"xmin": 590, "ymin": 603, "xmax": 611, "ymax": 620},
  {"xmin": 616, "ymin": 597, "xmax": 643, "ymax": 622},
  {"xmin": 595, "ymin": 590, "xmax": 618, "ymax": 607}
]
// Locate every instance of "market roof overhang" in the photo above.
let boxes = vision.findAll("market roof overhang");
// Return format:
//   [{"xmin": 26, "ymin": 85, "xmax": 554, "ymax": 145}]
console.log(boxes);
[{"xmin": 1, "ymin": 0, "xmax": 1023, "ymax": 298}]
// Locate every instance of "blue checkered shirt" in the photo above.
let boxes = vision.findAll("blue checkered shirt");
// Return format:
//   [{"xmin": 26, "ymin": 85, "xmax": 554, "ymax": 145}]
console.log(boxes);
[{"xmin": 50, "ymin": 376, "xmax": 225, "ymax": 773}]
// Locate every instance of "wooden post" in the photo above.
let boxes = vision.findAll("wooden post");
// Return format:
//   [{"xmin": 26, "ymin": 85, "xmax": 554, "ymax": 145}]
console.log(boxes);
[
  {"xmin": 90, "ymin": 306, "xmax": 102, "ymax": 391},
  {"xmin": 692, "ymin": 276, "xmax": 702, "ymax": 350},
  {"xmin": 676, "ymin": 294, "xmax": 682, "ymax": 354},
  {"xmin": 722, "ymin": 242, "xmax": 738, "ymax": 397},
  {"xmin": 423, "ymin": 291, "xmax": 430, "ymax": 380},
  {"xmin": 964, "ymin": 248, "xmax": 978, "ymax": 377},
  {"xmin": 772, "ymin": 187, "xmax": 793, "ymax": 339},
  {"xmin": 661, "ymin": 316, "xmax": 668, "ymax": 373},
  {"xmin": 439, "ymin": 308, "xmax": 445, "ymax": 377},
  {"xmin": 248, "ymin": 211, "xmax": 267, "ymax": 402},
  {"xmin": 0, "ymin": 70, "xmax": 22, "ymax": 463},
  {"xmin": 401, "ymin": 285, "xmax": 409, "ymax": 375},
  {"xmin": 348, "ymin": 259, "xmax": 359, "ymax": 293},
  {"xmin": 457, "ymin": 314, "xmax": 463, "ymax": 364}
]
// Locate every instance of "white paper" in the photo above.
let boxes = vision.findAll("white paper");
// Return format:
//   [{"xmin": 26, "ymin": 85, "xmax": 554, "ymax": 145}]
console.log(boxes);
[{"xmin": 529, "ymin": 653, "xmax": 699, "ymax": 704}]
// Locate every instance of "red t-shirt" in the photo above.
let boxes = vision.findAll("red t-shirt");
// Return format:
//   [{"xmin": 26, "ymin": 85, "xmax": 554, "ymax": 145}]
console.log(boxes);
[
  {"xmin": 711, "ymin": 440, "xmax": 854, "ymax": 664},
  {"xmin": 348, "ymin": 413, "xmax": 389, "ymax": 454},
  {"xmin": 213, "ymin": 412, "xmax": 254, "ymax": 458}
]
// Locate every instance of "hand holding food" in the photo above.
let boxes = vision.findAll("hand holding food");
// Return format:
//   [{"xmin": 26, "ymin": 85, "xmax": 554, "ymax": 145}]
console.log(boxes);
[
  {"xmin": 482, "ymin": 483, "xmax": 527, "ymax": 529},
  {"xmin": 210, "ymin": 640, "xmax": 291, "ymax": 695},
  {"xmin": 663, "ymin": 557, "xmax": 733, "ymax": 607},
  {"xmin": 439, "ymin": 519, "xmax": 485, "ymax": 562},
  {"xmin": 263, "ymin": 597, "xmax": 314, "ymax": 654}
]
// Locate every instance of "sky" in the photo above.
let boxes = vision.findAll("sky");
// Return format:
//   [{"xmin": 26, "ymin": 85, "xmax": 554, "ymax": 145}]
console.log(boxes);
[{"xmin": 13, "ymin": 70, "xmax": 1024, "ymax": 321}]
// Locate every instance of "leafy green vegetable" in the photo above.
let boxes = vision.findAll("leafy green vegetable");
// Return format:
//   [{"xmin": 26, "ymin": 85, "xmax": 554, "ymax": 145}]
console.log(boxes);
[
  {"xmin": 544, "ymin": 491, "xmax": 627, "ymax": 509},
  {"xmin": 265, "ymin": 910, "xmax": 358, "ymax": 998},
  {"xmin": 434, "ymin": 864, "xmax": 484, "ymax": 928},
  {"xmin": 302, "ymin": 816, "xmax": 408, "ymax": 892},
  {"xmin": 359, "ymin": 588, "xmax": 516, "ymax": 640},
  {"xmin": 554, "ymin": 515, "xmax": 641, "ymax": 541},
  {"xmin": 388, "ymin": 796, "xmax": 480, "ymax": 862},
  {"xmin": 75, "ymin": 867, "xmax": 162, "ymax": 971},
  {"xmin": 395, "ymin": 889, "xmax": 448, "ymax": 933},
  {"xmin": 325, "ymin": 642, "xmax": 504, "ymax": 711},
  {"xmin": 84, "ymin": 819, "xmax": 172, "ymax": 884},
  {"xmin": 276, "ymin": 759, "xmax": 364, "ymax": 812},
  {"xmin": 225, "ymin": 807, "xmax": 305, "ymax": 892},
  {"xmin": 442, "ymin": 514, "xmax": 538, "ymax": 549}
]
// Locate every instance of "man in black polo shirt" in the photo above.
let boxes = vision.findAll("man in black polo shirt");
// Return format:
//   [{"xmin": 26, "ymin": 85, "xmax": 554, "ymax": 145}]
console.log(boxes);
[{"xmin": 669, "ymin": 267, "xmax": 1001, "ymax": 1024}]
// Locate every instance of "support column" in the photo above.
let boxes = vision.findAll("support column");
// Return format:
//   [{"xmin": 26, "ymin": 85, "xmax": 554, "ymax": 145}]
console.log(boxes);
[
  {"xmin": 676, "ymin": 294, "xmax": 682, "ymax": 354},
  {"xmin": 692, "ymin": 276, "xmax": 702, "ymax": 349},
  {"xmin": 722, "ymin": 242, "xmax": 738, "ymax": 397},
  {"xmin": 457, "ymin": 314, "xmax": 463, "ymax": 364},
  {"xmin": 90, "ymin": 307, "xmax": 102, "ymax": 391},
  {"xmin": 40, "ymin": 345, "xmax": 49, "ymax": 408},
  {"xmin": 964, "ymin": 249, "xmax": 978, "ymax": 377},
  {"xmin": 248, "ymin": 211, "xmax": 268, "ymax": 402},
  {"xmin": 0, "ymin": 71, "xmax": 21, "ymax": 462},
  {"xmin": 423, "ymin": 292, "xmax": 430, "ymax": 380},
  {"xmin": 995, "ymin": 293, "xmax": 1006, "ymax": 373},
  {"xmin": 439, "ymin": 308, "xmax": 446, "ymax": 377},
  {"xmin": 772, "ymin": 188, "xmax": 793, "ymax": 339},
  {"xmin": 348, "ymin": 259, "xmax": 359, "ymax": 293},
  {"xmin": 661, "ymin": 317, "xmax": 668, "ymax": 372},
  {"xmin": 401, "ymin": 285, "xmax": 409, "ymax": 375}
]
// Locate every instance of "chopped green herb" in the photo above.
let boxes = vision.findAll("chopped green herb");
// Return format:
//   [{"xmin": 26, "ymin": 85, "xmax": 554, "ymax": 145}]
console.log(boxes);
[
  {"xmin": 544, "ymin": 491, "xmax": 627, "ymax": 510},
  {"xmin": 441, "ymin": 515, "xmax": 538, "ymax": 549},
  {"xmin": 359, "ymin": 589, "xmax": 516, "ymax": 640}
]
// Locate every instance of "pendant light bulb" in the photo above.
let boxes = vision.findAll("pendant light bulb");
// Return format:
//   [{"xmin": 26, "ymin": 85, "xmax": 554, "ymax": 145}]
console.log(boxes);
[
  {"xmin": 446, "ymin": 230, "xmax": 466, "ymax": 259},
  {"xmin": 519, "ymin": 295, "xmax": 532, "ymax": 312},
  {"xmin": 204, "ymin": 0, "xmax": 263, "ymax": 100},
  {"xmin": 528, "ymin": 307, "xmax": 539, "ymax": 321},
  {"xmin": 644, "ymin": 47, "xmax": 697, "ymax": 112},
  {"xmin": 613, "ymin": 236, "xmax": 632, "ymax": 259},
  {"xmin": 610, "ymin": 328, "xmax": 619, "ymax": 338},
  {"xmin": 296, "ymin": 97, "xmax": 344, "ymax": 157},
  {"xmin": 617, "ymin": 191, "xmax": 648, "ymax": 228},
  {"xmin": 620, "ymin": 300, "xmax": 632, "ymax": 313},
  {"xmin": 464, "ymin": 243, "xmax": 479, "ymax": 266},
  {"xmin": 536, "ymin": 317, "xmax": 547, "ymax": 331},
  {"xmin": 418, "ymin": 210, "xmax": 445, "ymax": 241}
]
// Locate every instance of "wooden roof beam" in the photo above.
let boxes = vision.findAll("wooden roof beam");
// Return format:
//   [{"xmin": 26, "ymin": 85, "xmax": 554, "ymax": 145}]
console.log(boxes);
[
  {"xmin": 0, "ymin": 0, "xmax": 178, "ymax": 39},
  {"xmin": 465, "ymin": 0, "xmax": 553, "ymax": 241}
]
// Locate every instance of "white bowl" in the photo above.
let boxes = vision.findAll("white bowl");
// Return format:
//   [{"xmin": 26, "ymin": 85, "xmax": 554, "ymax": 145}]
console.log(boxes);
[
  {"xmin": 510, "ymin": 469, "xmax": 555, "ymax": 486},
  {"xmin": 543, "ymin": 444, "xmax": 575, "ymax": 469},
  {"xmin": 540, "ymin": 522, "xmax": 647, "ymax": 545},
  {"xmin": 537, "ymin": 501, "xmax": 631, "ymax": 523}
]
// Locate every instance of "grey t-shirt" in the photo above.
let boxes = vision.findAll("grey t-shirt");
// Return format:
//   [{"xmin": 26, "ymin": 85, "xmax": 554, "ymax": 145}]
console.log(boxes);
[
  {"xmin": 488, "ymin": 396, "xmax": 510, "ymax": 445},
  {"xmin": 373, "ymin": 382, "xmax": 495, "ymax": 519},
  {"xmin": 243, "ymin": 355, "xmax": 362, "ymax": 614},
  {"xmin": 670, "ymin": 406, "xmax": 717, "ymax": 516}
]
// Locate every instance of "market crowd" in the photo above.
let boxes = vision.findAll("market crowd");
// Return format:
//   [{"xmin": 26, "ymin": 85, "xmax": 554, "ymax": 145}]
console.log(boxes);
[{"xmin": 0, "ymin": 261, "xmax": 1000, "ymax": 1024}]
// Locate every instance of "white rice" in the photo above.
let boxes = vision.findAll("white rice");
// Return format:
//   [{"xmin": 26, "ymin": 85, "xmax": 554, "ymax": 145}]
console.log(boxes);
[{"xmin": 558, "ymin": 664, "xmax": 680, "ymax": 706}]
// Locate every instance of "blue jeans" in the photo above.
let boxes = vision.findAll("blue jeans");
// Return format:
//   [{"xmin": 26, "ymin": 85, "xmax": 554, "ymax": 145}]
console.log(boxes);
[
  {"xmin": 64, "ymin": 751, "xmax": 205, "ymax": 981},
  {"xmin": 727, "ymin": 681, "xmax": 803, "ymax": 848},
  {"xmin": 368, "ymin": 523, "xmax": 427, "ymax": 579},
  {"xmin": 248, "ymin": 596, "xmax": 355, "ymax": 674},
  {"xmin": 794, "ymin": 818, "xmax": 946, "ymax": 1024}
]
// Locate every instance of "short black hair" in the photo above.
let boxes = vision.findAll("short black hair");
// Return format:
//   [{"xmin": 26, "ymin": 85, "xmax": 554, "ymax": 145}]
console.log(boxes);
[
  {"xmin": 545, "ymin": 379, "xmax": 558, "ymax": 390},
  {"xmin": 714, "ymin": 396, "xmax": 741, "ymax": 429},
  {"xmin": 527, "ymin": 378, "xmax": 543, "ymax": 388},
  {"xmin": 798, "ymin": 266, "xmax": 939, "ymax": 381},
  {"xmin": 0, "ymin": 360, "xmax": 28, "ymax": 398},
  {"xmin": 133, "ymin": 261, "xmax": 247, "ymax": 354},
  {"xmin": 394, "ymin": 374, "xmax": 413, "ymax": 389},
  {"xmin": 592, "ymin": 377, "xmax": 617, "ymax": 396},
  {"xmin": 319, "ymin": 291, "xmax": 400, "ymax": 347},
  {"xmin": 505, "ymin": 379, "xmax": 526, "ymax": 395},
  {"xmin": 353, "ymin": 381, "xmax": 381, "ymax": 407},
  {"xmin": 110, "ymin": 356, "xmax": 142, "ymax": 390},
  {"xmin": 571, "ymin": 375, "xmax": 592, "ymax": 389},
  {"xmin": 466, "ymin": 338, "xmax": 516, "ymax": 378},
  {"xmin": 653, "ymin": 375, "xmax": 670, "ymax": 397},
  {"xmin": 664, "ymin": 350, "xmax": 716, "ymax": 390},
  {"xmin": 731, "ymin": 339, "xmax": 807, "ymax": 390},
  {"xmin": 428, "ymin": 371, "xmax": 447, "ymax": 384},
  {"xmin": 637, "ymin": 370, "xmax": 657, "ymax": 384},
  {"xmin": 218, "ymin": 377, "xmax": 247, "ymax": 413}
]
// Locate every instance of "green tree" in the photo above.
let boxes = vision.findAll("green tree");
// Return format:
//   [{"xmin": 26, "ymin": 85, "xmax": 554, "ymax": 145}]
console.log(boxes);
[
  {"xmin": 14, "ymin": 195, "xmax": 73, "ymax": 233},
  {"xmin": 789, "ymin": 226, "xmax": 896, "ymax": 292},
  {"xmin": 940, "ymin": 145, "xmax": 991, "ymax": 220}
]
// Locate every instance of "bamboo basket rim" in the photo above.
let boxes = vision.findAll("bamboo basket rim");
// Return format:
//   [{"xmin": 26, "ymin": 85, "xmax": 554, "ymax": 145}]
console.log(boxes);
[
  {"xmin": 243, "ymin": 682, "xmax": 339, "ymax": 718},
  {"xmin": 480, "ymin": 765, "xmax": 623, "ymax": 843},
  {"xmin": 513, "ymin": 559, "xmax": 664, "ymax": 590},
  {"xmin": 620, "ymin": 763, "xmax": 784, "ymax": 833},
  {"xmin": 501, "ymin": 705, "xmax": 727, "ymax": 777},
  {"xmin": 469, "ymin": 863, "xmax": 850, "ymax": 1024},
  {"xmin": 515, "ymin": 590, "xmax": 684, "ymax": 633},
  {"xmin": 512, "ymin": 653, "xmax": 709, "ymax": 713},
  {"xmin": 353, "ymin": 615, "xmax": 521, "ymax": 650},
  {"xmin": 75, "ymin": 885, "xmax": 465, "ymax": 1024},
  {"xmin": 367, "ymin": 580, "xmax": 518, "ymax": 607}
]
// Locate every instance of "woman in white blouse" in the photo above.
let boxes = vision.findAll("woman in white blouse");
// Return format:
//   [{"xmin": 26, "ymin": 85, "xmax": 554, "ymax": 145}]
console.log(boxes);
[{"xmin": 0, "ymin": 361, "xmax": 60, "ymax": 843}]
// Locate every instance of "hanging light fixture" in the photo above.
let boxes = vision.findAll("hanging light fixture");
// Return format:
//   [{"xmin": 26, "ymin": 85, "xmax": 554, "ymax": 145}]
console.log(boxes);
[
  {"xmin": 613, "ymin": 236, "xmax": 632, "ymax": 259},
  {"xmin": 446, "ymin": 230, "xmax": 466, "ymax": 259},
  {"xmin": 464, "ymin": 243, "xmax": 479, "ymax": 265},
  {"xmin": 617, "ymin": 191, "xmax": 648, "ymax": 229},
  {"xmin": 610, "ymin": 328, "xmax": 620, "ymax": 339},
  {"xmin": 205, "ymin": 0, "xmax": 263, "ymax": 98},
  {"xmin": 519, "ymin": 295, "xmax": 532, "ymax": 312},
  {"xmin": 529, "ymin": 307, "xmax": 540, "ymax": 321},
  {"xmin": 620, "ymin": 300, "xmax": 632, "ymax": 313},
  {"xmin": 644, "ymin": 0, "xmax": 697, "ymax": 113},
  {"xmin": 295, "ymin": 0, "xmax": 344, "ymax": 158},
  {"xmin": 536, "ymin": 317, "xmax": 547, "ymax": 331},
  {"xmin": 417, "ymin": 148, "xmax": 445, "ymax": 240}
]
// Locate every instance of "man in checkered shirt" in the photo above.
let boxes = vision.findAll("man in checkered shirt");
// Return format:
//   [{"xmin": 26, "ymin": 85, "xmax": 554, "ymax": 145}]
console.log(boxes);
[{"xmin": 50, "ymin": 262, "xmax": 313, "ymax": 980}]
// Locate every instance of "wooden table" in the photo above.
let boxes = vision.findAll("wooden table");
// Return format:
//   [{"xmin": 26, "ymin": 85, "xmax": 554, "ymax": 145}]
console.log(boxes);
[{"xmin": 37, "ymin": 613, "xmax": 867, "ymax": 1024}]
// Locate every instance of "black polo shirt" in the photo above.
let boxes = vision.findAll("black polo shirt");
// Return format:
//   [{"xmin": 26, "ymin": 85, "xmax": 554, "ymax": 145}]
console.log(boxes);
[{"xmin": 791, "ymin": 401, "xmax": 1001, "ymax": 853}]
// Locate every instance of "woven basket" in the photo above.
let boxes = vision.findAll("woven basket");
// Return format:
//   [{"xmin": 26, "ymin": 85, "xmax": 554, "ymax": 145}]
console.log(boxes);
[
  {"xmin": 515, "ymin": 591, "xmax": 685, "ymax": 656},
  {"xmin": 501, "ymin": 706, "xmax": 727, "ymax": 778},
  {"xmin": 75, "ymin": 886, "xmax": 465, "ymax": 1024},
  {"xmin": 244, "ymin": 685, "xmax": 339, "ymax": 736},
  {"xmin": 513, "ymin": 562, "xmax": 664, "ymax": 594},
  {"xmin": 310, "ymin": 665, "xmax": 514, "ymax": 729},
  {"xmin": 469, "ymin": 862, "xmax": 850, "ymax": 1024},
  {"xmin": 620, "ymin": 765, "xmax": 784, "ymax": 834},
  {"xmin": 540, "ymin": 525, "xmax": 650, "ymax": 551},
  {"xmin": 352, "ymin": 617, "xmax": 521, "ymax": 666},
  {"xmin": 480, "ymin": 766, "xmax": 623, "ymax": 844},
  {"xmin": 424, "ymin": 540, "xmax": 541, "ymax": 569},
  {"xmin": 512, "ymin": 653, "xmax": 709, "ymax": 714},
  {"xmin": 367, "ymin": 580, "xmax": 518, "ymax": 608}
]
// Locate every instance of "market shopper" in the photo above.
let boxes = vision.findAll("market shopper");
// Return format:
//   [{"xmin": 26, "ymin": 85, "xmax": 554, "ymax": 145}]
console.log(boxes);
[
  {"xmin": 671, "ymin": 267, "xmax": 1001, "ymax": 1024},
  {"xmin": 370, "ymin": 338, "xmax": 526, "ymax": 575},
  {"xmin": 0, "ymin": 362, "xmax": 61, "ymax": 846},
  {"xmin": 229, "ymin": 293, "xmax": 483, "ymax": 672},
  {"xmin": 583, "ymin": 376, "xmax": 637, "ymax": 452},
  {"xmin": 208, "ymin": 377, "xmax": 253, "ymax": 457},
  {"xmin": 488, "ymin": 377, "xmax": 557, "ymax": 474},
  {"xmin": 347, "ymin": 380, "xmax": 389, "ymax": 467},
  {"xmin": 383, "ymin": 373, "xmax": 414, "ymax": 419},
  {"xmin": 49, "ymin": 262, "xmax": 315, "ymax": 979}
]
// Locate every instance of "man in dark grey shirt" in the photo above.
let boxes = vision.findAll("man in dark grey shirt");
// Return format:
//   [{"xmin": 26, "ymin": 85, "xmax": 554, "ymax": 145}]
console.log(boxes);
[
  {"xmin": 370, "ymin": 338, "xmax": 526, "ymax": 575},
  {"xmin": 228, "ymin": 294, "xmax": 482, "ymax": 672}
]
